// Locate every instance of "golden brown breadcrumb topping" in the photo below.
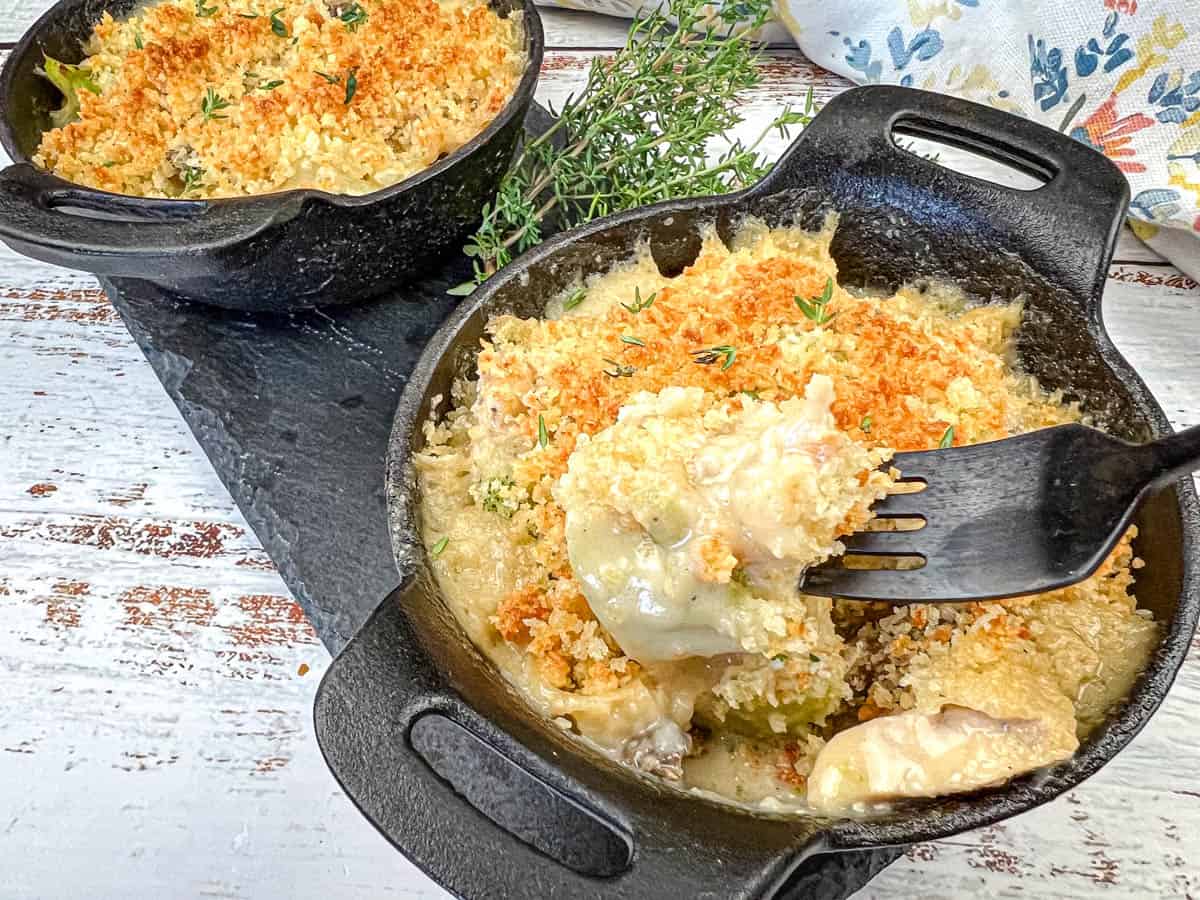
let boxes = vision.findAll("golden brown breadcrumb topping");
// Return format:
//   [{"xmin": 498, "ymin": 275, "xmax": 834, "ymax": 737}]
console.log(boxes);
[{"xmin": 33, "ymin": 0, "xmax": 525, "ymax": 198}]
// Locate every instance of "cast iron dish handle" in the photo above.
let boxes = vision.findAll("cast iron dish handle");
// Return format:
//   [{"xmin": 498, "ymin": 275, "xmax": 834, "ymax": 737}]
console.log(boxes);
[
  {"xmin": 0, "ymin": 162, "xmax": 296, "ymax": 276},
  {"xmin": 315, "ymin": 578, "xmax": 813, "ymax": 899},
  {"xmin": 757, "ymin": 84, "xmax": 1130, "ymax": 305}
]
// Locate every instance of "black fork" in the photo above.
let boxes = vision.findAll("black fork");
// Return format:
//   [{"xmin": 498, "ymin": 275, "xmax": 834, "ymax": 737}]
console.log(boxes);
[{"xmin": 801, "ymin": 423, "xmax": 1200, "ymax": 603}]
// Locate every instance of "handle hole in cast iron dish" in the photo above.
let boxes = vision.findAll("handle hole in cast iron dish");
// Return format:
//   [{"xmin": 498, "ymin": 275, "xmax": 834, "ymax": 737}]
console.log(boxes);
[
  {"xmin": 408, "ymin": 713, "xmax": 633, "ymax": 878},
  {"xmin": 892, "ymin": 120, "xmax": 1051, "ymax": 192},
  {"xmin": 43, "ymin": 190, "xmax": 206, "ymax": 223}
]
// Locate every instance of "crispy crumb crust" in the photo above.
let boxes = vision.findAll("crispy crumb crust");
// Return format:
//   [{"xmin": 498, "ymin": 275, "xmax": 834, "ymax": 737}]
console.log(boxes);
[{"xmin": 33, "ymin": 0, "xmax": 525, "ymax": 198}]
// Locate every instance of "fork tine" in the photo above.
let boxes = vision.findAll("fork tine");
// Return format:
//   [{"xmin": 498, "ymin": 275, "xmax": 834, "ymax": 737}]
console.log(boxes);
[
  {"xmin": 839, "ymin": 530, "xmax": 922, "ymax": 553},
  {"xmin": 869, "ymin": 474, "xmax": 936, "ymax": 515},
  {"xmin": 801, "ymin": 564, "xmax": 943, "ymax": 602}
]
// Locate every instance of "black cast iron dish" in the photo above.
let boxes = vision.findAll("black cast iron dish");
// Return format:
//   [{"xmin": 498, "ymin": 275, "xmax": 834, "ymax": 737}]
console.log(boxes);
[
  {"xmin": 315, "ymin": 86, "xmax": 1200, "ymax": 898},
  {"xmin": 0, "ymin": 0, "xmax": 543, "ymax": 312}
]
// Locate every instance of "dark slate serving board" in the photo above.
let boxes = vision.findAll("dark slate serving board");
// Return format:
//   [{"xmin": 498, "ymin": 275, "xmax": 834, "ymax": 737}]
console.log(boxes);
[
  {"xmin": 106, "ymin": 267, "xmax": 461, "ymax": 653},
  {"xmin": 103, "ymin": 104, "xmax": 903, "ymax": 896}
]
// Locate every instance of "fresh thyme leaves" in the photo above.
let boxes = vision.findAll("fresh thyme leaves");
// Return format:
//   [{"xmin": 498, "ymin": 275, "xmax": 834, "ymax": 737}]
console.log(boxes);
[
  {"xmin": 313, "ymin": 67, "xmax": 357, "ymax": 102},
  {"xmin": 430, "ymin": 536, "xmax": 449, "ymax": 557},
  {"xmin": 537, "ymin": 414, "xmax": 549, "ymax": 449},
  {"xmin": 860, "ymin": 413, "xmax": 872, "ymax": 433},
  {"xmin": 620, "ymin": 335, "xmax": 645, "ymax": 347},
  {"xmin": 339, "ymin": 2, "xmax": 368, "ymax": 31},
  {"xmin": 809, "ymin": 653, "xmax": 821, "ymax": 663},
  {"xmin": 269, "ymin": 7, "xmax": 287, "ymax": 36},
  {"xmin": 562, "ymin": 287, "xmax": 586, "ymax": 311},
  {"xmin": 195, "ymin": 0, "xmax": 218, "ymax": 16},
  {"xmin": 180, "ymin": 164, "xmax": 204, "ymax": 194},
  {"xmin": 691, "ymin": 345, "xmax": 737, "ymax": 370},
  {"xmin": 620, "ymin": 287, "xmax": 656, "ymax": 314},
  {"xmin": 479, "ymin": 476, "xmax": 519, "ymax": 518},
  {"xmin": 602, "ymin": 358, "xmax": 635, "ymax": 378},
  {"xmin": 740, "ymin": 389, "xmax": 760, "ymax": 400},
  {"xmin": 258, "ymin": 79, "xmax": 285, "ymax": 91},
  {"xmin": 939, "ymin": 425, "xmax": 955, "ymax": 448},
  {"xmin": 795, "ymin": 277, "xmax": 835, "ymax": 324},
  {"xmin": 815, "ymin": 277, "xmax": 833, "ymax": 305},
  {"xmin": 201, "ymin": 87, "xmax": 231, "ymax": 121},
  {"xmin": 455, "ymin": 0, "xmax": 817, "ymax": 288},
  {"xmin": 238, "ymin": 11, "xmax": 259, "ymax": 16},
  {"xmin": 134, "ymin": 28, "xmax": 144, "ymax": 49}
]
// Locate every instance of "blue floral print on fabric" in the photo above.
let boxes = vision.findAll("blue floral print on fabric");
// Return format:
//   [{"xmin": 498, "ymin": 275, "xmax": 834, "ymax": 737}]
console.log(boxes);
[
  {"xmin": 1029, "ymin": 36, "xmax": 1069, "ymax": 111},
  {"xmin": 887, "ymin": 27, "xmax": 944, "ymax": 70},
  {"xmin": 843, "ymin": 37, "xmax": 882, "ymax": 82},
  {"xmin": 1149, "ymin": 70, "xmax": 1200, "ymax": 124}
]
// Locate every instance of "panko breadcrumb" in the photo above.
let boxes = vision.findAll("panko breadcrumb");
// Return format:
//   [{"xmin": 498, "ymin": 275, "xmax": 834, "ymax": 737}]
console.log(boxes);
[
  {"xmin": 32, "ymin": 0, "xmax": 525, "ymax": 198},
  {"xmin": 416, "ymin": 219, "xmax": 1156, "ymax": 809}
]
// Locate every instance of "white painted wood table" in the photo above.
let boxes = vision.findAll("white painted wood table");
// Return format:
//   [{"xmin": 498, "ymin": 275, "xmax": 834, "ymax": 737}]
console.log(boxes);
[{"xmin": 2, "ymin": 5, "xmax": 1199, "ymax": 897}]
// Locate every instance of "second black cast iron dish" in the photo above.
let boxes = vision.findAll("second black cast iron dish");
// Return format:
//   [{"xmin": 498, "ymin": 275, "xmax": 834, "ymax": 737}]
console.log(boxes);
[
  {"xmin": 315, "ymin": 86, "xmax": 1200, "ymax": 898},
  {"xmin": 0, "ymin": 0, "xmax": 543, "ymax": 312}
]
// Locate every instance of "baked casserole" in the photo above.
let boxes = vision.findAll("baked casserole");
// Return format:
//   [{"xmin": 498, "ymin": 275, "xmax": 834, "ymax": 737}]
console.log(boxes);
[
  {"xmin": 32, "ymin": 0, "xmax": 525, "ymax": 198},
  {"xmin": 415, "ymin": 220, "xmax": 1158, "ymax": 812}
]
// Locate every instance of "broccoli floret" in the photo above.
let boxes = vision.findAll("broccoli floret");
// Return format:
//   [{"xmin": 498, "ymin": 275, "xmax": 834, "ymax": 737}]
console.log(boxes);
[{"xmin": 38, "ymin": 55, "xmax": 101, "ymax": 128}]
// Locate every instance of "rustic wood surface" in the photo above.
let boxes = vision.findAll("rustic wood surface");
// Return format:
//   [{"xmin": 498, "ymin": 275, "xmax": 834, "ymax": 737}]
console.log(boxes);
[{"xmin": 1, "ymin": 4, "xmax": 1198, "ymax": 897}]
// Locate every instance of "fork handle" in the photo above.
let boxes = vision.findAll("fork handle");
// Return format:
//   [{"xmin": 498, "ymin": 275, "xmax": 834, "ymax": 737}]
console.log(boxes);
[{"xmin": 1142, "ymin": 425, "xmax": 1200, "ymax": 491}]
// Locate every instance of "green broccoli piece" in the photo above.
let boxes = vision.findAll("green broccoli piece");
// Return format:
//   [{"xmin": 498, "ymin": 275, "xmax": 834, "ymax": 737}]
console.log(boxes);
[{"xmin": 38, "ymin": 55, "xmax": 101, "ymax": 128}]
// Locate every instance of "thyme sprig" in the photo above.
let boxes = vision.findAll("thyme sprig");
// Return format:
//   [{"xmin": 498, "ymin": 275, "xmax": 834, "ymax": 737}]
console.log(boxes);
[
  {"xmin": 795, "ymin": 277, "xmax": 835, "ymax": 324},
  {"xmin": 621, "ymin": 287, "xmax": 656, "ymax": 314},
  {"xmin": 201, "ymin": 87, "xmax": 231, "ymax": 121},
  {"xmin": 180, "ymin": 164, "xmax": 204, "ymax": 194},
  {"xmin": 692, "ymin": 345, "xmax": 737, "ymax": 370},
  {"xmin": 269, "ymin": 7, "xmax": 287, "ymax": 37},
  {"xmin": 602, "ymin": 358, "xmax": 636, "ymax": 378},
  {"xmin": 339, "ymin": 2, "xmax": 368, "ymax": 31},
  {"xmin": 454, "ymin": 0, "xmax": 816, "ymax": 290}
]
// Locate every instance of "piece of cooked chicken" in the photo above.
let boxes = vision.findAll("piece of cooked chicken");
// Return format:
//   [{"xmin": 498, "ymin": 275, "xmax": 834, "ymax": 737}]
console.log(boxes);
[
  {"xmin": 807, "ymin": 704, "xmax": 1076, "ymax": 811},
  {"xmin": 554, "ymin": 375, "xmax": 895, "ymax": 663}
]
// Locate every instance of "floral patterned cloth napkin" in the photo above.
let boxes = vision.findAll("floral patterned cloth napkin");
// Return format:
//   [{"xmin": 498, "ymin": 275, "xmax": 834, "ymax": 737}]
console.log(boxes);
[{"xmin": 545, "ymin": 0, "xmax": 1200, "ymax": 277}]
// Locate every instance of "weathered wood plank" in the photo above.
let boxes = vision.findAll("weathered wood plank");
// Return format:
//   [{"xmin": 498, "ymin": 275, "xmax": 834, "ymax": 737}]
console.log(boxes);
[{"xmin": 0, "ymin": 251, "xmax": 448, "ymax": 898}]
